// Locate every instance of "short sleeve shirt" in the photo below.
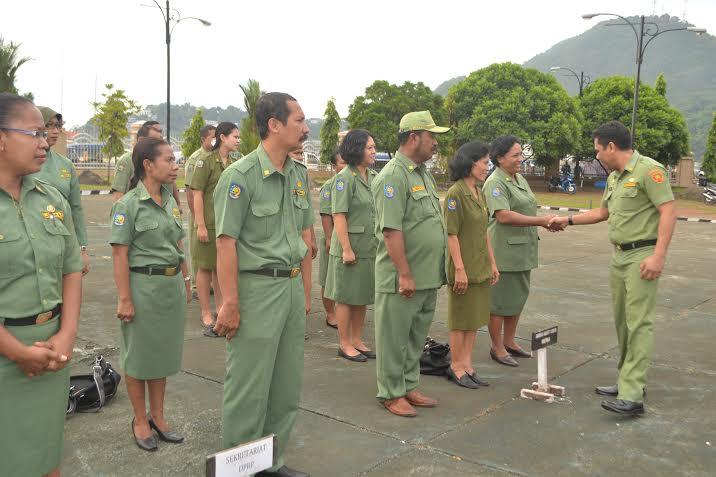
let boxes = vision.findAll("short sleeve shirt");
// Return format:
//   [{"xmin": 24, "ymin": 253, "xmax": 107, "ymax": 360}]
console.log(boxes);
[
  {"xmin": 111, "ymin": 151, "xmax": 133, "ymax": 193},
  {"xmin": 444, "ymin": 179, "xmax": 491, "ymax": 284},
  {"xmin": 184, "ymin": 147, "xmax": 210, "ymax": 188},
  {"xmin": 372, "ymin": 152, "xmax": 447, "ymax": 292},
  {"xmin": 483, "ymin": 167, "xmax": 539, "ymax": 272},
  {"xmin": 190, "ymin": 151, "xmax": 237, "ymax": 229},
  {"xmin": 330, "ymin": 166, "xmax": 378, "ymax": 258},
  {"xmin": 602, "ymin": 151, "xmax": 674, "ymax": 245},
  {"xmin": 0, "ymin": 177, "xmax": 82, "ymax": 319},
  {"xmin": 213, "ymin": 143, "xmax": 314, "ymax": 270},
  {"xmin": 319, "ymin": 176, "xmax": 335, "ymax": 216},
  {"xmin": 109, "ymin": 181, "xmax": 185, "ymax": 267}
]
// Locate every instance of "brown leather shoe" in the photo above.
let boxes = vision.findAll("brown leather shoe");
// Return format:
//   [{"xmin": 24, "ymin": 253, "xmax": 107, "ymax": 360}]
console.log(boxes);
[
  {"xmin": 382, "ymin": 397, "xmax": 417, "ymax": 417},
  {"xmin": 405, "ymin": 390, "xmax": 438, "ymax": 408}
]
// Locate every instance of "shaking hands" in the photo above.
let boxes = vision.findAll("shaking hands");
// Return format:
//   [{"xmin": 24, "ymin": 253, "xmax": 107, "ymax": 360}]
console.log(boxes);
[{"xmin": 543, "ymin": 215, "xmax": 569, "ymax": 232}]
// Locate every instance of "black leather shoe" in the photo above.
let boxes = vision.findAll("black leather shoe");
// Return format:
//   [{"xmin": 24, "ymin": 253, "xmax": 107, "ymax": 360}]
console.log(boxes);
[
  {"xmin": 447, "ymin": 367, "xmax": 481, "ymax": 389},
  {"xmin": 256, "ymin": 465, "xmax": 310, "ymax": 477},
  {"xmin": 325, "ymin": 319, "xmax": 338, "ymax": 329},
  {"xmin": 595, "ymin": 385, "xmax": 646, "ymax": 397},
  {"xmin": 468, "ymin": 371, "xmax": 490, "ymax": 387},
  {"xmin": 356, "ymin": 348, "xmax": 376, "ymax": 359},
  {"xmin": 601, "ymin": 399, "xmax": 644, "ymax": 415},
  {"xmin": 490, "ymin": 349, "xmax": 518, "ymax": 367},
  {"xmin": 505, "ymin": 345, "xmax": 532, "ymax": 358},
  {"xmin": 148, "ymin": 417, "xmax": 184, "ymax": 443},
  {"xmin": 132, "ymin": 418, "xmax": 158, "ymax": 452},
  {"xmin": 338, "ymin": 348, "xmax": 367, "ymax": 362}
]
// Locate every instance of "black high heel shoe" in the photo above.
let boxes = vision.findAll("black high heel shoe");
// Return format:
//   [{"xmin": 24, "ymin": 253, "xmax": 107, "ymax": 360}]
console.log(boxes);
[
  {"xmin": 148, "ymin": 416, "xmax": 185, "ymax": 443},
  {"xmin": 446, "ymin": 367, "xmax": 481, "ymax": 389},
  {"xmin": 132, "ymin": 418, "xmax": 158, "ymax": 451}
]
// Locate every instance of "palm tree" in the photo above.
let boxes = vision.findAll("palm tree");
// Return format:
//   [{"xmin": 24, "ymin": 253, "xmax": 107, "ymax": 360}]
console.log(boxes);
[
  {"xmin": 0, "ymin": 37, "xmax": 32, "ymax": 95},
  {"xmin": 238, "ymin": 79, "xmax": 264, "ymax": 155}
]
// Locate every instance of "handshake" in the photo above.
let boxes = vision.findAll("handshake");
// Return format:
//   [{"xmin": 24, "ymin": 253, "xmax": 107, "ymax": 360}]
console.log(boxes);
[{"xmin": 542, "ymin": 215, "xmax": 569, "ymax": 232}]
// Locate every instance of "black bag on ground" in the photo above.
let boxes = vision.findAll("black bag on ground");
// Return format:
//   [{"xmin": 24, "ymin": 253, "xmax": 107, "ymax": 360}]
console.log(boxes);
[
  {"xmin": 66, "ymin": 355, "xmax": 121, "ymax": 415},
  {"xmin": 419, "ymin": 337, "xmax": 451, "ymax": 376}
]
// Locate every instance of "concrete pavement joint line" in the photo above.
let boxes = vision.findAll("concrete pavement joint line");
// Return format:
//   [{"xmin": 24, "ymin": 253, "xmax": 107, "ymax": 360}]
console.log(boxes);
[
  {"xmin": 180, "ymin": 369, "xmax": 223, "ymax": 385},
  {"xmin": 355, "ymin": 448, "xmax": 420, "ymax": 477},
  {"xmin": 416, "ymin": 446, "xmax": 530, "ymax": 477}
]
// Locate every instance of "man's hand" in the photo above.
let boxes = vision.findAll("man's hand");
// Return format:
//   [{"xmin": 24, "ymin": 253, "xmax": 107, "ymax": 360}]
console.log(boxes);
[
  {"xmin": 547, "ymin": 215, "xmax": 568, "ymax": 231},
  {"xmin": 453, "ymin": 268, "xmax": 468, "ymax": 295},
  {"xmin": 214, "ymin": 302, "xmax": 240, "ymax": 340},
  {"xmin": 15, "ymin": 344, "xmax": 67, "ymax": 378},
  {"xmin": 342, "ymin": 249, "xmax": 356, "ymax": 266},
  {"xmin": 45, "ymin": 332, "xmax": 75, "ymax": 371},
  {"xmin": 197, "ymin": 225, "xmax": 209, "ymax": 243},
  {"xmin": 640, "ymin": 254, "xmax": 665, "ymax": 280},
  {"xmin": 117, "ymin": 298, "xmax": 135, "ymax": 323},
  {"xmin": 310, "ymin": 238, "xmax": 318, "ymax": 260},
  {"xmin": 398, "ymin": 273, "xmax": 416, "ymax": 298}
]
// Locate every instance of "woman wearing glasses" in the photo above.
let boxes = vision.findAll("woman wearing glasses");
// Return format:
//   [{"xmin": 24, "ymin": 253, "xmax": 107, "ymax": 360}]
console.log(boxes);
[
  {"xmin": 30, "ymin": 106, "xmax": 90, "ymax": 275},
  {"xmin": 0, "ymin": 93, "xmax": 83, "ymax": 476}
]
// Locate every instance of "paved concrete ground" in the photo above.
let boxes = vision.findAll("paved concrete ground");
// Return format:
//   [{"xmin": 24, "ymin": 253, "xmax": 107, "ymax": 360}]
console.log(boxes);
[{"xmin": 59, "ymin": 194, "xmax": 715, "ymax": 477}]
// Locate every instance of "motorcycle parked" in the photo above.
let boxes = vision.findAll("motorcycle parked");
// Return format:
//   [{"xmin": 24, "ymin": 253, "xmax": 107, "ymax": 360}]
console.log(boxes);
[
  {"xmin": 704, "ymin": 182, "xmax": 716, "ymax": 205},
  {"xmin": 548, "ymin": 174, "xmax": 577, "ymax": 194}
]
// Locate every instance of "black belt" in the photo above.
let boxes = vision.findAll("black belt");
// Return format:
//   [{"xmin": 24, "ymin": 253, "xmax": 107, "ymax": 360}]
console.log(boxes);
[
  {"xmin": 3, "ymin": 304, "xmax": 62, "ymax": 327},
  {"xmin": 615, "ymin": 239, "xmax": 657, "ymax": 251},
  {"xmin": 130, "ymin": 265, "xmax": 180, "ymax": 276},
  {"xmin": 243, "ymin": 267, "xmax": 301, "ymax": 278}
]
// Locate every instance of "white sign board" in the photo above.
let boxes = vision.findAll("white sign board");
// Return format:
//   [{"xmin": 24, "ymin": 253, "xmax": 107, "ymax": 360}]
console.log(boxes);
[{"xmin": 206, "ymin": 434, "xmax": 275, "ymax": 477}]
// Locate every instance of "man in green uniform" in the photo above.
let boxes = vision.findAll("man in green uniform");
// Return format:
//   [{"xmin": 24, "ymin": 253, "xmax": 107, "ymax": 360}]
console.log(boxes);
[
  {"xmin": 549, "ymin": 121, "xmax": 676, "ymax": 415},
  {"xmin": 372, "ymin": 111, "xmax": 449, "ymax": 417},
  {"xmin": 212, "ymin": 93, "xmax": 312, "ymax": 477}
]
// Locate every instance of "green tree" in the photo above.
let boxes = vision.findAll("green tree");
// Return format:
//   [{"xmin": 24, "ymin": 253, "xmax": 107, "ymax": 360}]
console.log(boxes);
[
  {"xmin": 92, "ymin": 84, "xmax": 139, "ymax": 180},
  {"xmin": 347, "ymin": 80, "xmax": 446, "ymax": 156},
  {"xmin": 655, "ymin": 73, "xmax": 667, "ymax": 97},
  {"xmin": 578, "ymin": 76, "xmax": 689, "ymax": 166},
  {"xmin": 181, "ymin": 108, "xmax": 205, "ymax": 159},
  {"xmin": 239, "ymin": 79, "xmax": 264, "ymax": 156},
  {"xmin": 319, "ymin": 98, "xmax": 340, "ymax": 164},
  {"xmin": 446, "ymin": 63, "xmax": 582, "ymax": 172},
  {"xmin": 0, "ymin": 36, "xmax": 32, "ymax": 98},
  {"xmin": 702, "ymin": 113, "xmax": 716, "ymax": 180}
]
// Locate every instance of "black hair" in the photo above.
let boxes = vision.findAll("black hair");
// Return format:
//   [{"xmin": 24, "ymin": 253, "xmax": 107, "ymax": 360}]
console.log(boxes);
[
  {"xmin": 448, "ymin": 141, "xmax": 490, "ymax": 181},
  {"xmin": 339, "ymin": 129, "xmax": 374, "ymax": 167},
  {"xmin": 255, "ymin": 92, "xmax": 297, "ymax": 140},
  {"xmin": 593, "ymin": 121, "xmax": 632, "ymax": 150},
  {"xmin": 212, "ymin": 122, "xmax": 239, "ymax": 151},
  {"xmin": 137, "ymin": 120, "xmax": 160, "ymax": 138},
  {"xmin": 330, "ymin": 147, "xmax": 341, "ymax": 165},
  {"xmin": 398, "ymin": 129, "xmax": 427, "ymax": 146},
  {"xmin": 128, "ymin": 137, "xmax": 170, "ymax": 190},
  {"xmin": 489, "ymin": 135, "xmax": 521, "ymax": 166},
  {"xmin": 200, "ymin": 124, "xmax": 216, "ymax": 139},
  {"xmin": 0, "ymin": 93, "xmax": 34, "ymax": 128}
]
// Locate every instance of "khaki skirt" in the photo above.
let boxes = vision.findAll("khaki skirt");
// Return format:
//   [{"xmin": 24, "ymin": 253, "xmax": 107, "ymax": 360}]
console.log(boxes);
[
  {"xmin": 0, "ymin": 317, "xmax": 69, "ymax": 476},
  {"xmin": 193, "ymin": 226, "xmax": 217, "ymax": 270},
  {"xmin": 447, "ymin": 280, "xmax": 491, "ymax": 331},
  {"xmin": 325, "ymin": 255, "xmax": 375, "ymax": 306},
  {"xmin": 121, "ymin": 272, "xmax": 187, "ymax": 379},
  {"xmin": 490, "ymin": 270, "xmax": 531, "ymax": 317}
]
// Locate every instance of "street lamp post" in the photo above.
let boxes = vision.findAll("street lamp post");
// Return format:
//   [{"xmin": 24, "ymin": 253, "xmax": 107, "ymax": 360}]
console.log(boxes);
[
  {"xmin": 146, "ymin": 1, "xmax": 210, "ymax": 143},
  {"xmin": 582, "ymin": 13, "xmax": 705, "ymax": 145},
  {"xmin": 549, "ymin": 66, "xmax": 590, "ymax": 97}
]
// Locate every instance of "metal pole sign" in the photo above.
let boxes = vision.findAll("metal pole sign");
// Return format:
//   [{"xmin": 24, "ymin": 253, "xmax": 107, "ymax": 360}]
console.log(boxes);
[
  {"xmin": 521, "ymin": 326, "xmax": 566, "ymax": 403},
  {"xmin": 206, "ymin": 434, "xmax": 276, "ymax": 477}
]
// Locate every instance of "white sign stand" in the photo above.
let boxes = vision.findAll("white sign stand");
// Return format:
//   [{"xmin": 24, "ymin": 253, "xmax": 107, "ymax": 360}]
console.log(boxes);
[
  {"xmin": 520, "ymin": 327, "xmax": 566, "ymax": 403},
  {"xmin": 206, "ymin": 434, "xmax": 276, "ymax": 477}
]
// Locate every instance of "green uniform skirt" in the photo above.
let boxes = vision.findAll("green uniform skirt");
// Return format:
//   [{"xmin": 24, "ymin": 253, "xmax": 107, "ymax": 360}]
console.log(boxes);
[
  {"xmin": 189, "ymin": 215, "xmax": 197, "ymax": 277},
  {"xmin": 318, "ymin": 233, "xmax": 329, "ymax": 288},
  {"xmin": 121, "ymin": 272, "xmax": 187, "ymax": 379},
  {"xmin": 324, "ymin": 255, "xmax": 375, "ymax": 305},
  {"xmin": 447, "ymin": 280, "xmax": 491, "ymax": 331},
  {"xmin": 193, "ymin": 226, "xmax": 217, "ymax": 270},
  {"xmin": 490, "ymin": 270, "xmax": 531, "ymax": 316},
  {"xmin": 0, "ymin": 317, "xmax": 69, "ymax": 476}
]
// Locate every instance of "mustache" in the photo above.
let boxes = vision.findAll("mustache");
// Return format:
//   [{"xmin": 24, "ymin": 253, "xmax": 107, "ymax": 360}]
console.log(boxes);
[{"xmin": 300, "ymin": 134, "xmax": 309, "ymax": 142}]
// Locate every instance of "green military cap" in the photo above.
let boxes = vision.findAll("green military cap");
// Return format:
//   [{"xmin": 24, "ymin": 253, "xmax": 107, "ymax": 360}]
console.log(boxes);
[
  {"xmin": 398, "ymin": 110, "xmax": 450, "ymax": 134},
  {"xmin": 38, "ymin": 106, "xmax": 62, "ymax": 125}
]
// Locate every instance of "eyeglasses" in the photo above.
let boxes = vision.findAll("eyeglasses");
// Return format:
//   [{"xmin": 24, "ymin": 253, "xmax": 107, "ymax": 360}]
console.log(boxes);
[{"xmin": 0, "ymin": 128, "xmax": 49, "ymax": 140}]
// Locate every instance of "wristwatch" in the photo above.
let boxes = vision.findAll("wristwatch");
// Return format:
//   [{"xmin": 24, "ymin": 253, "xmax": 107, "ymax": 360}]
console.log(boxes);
[
  {"xmin": 184, "ymin": 275, "xmax": 191, "ymax": 282},
  {"xmin": 568, "ymin": 216, "xmax": 574, "ymax": 226},
  {"xmin": 80, "ymin": 246, "xmax": 88, "ymax": 252}
]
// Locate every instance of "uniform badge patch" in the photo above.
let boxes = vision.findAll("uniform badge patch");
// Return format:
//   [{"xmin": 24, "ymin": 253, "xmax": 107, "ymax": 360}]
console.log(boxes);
[
  {"xmin": 46, "ymin": 204, "xmax": 56, "ymax": 213},
  {"xmin": 649, "ymin": 169, "xmax": 665, "ymax": 183},
  {"xmin": 384, "ymin": 184, "xmax": 395, "ymax": 199},
  {"xmin": 296, "ymin": 180, "xmax": 303, "ymax": 188},
  {"xmin": 60, "ymin": 168, "xmax": 71, "ymax": 179},
  {"xmin": 447, "ymin": 198, "xmax": 457, "ymax": 210},
  {"xmin": 172, "ymin": 207, "xmax": 181, "ymax": 219},
  {"xmin": 263, "ymin": 169, "xmax": 270, "ymax": 177},
  {"xmin": 196, "ymin": 159, "xmax": 204, "ymax": 168},
  {"xmin": 117, "ymin": 164, "xmax": 125, "ymax": 172},
  {"xmin": 41, "ymin": 211, "xmax": 52, "ymax": 219},
  {"xmin": 492, "ymin": 188, "xmax": 501, "ymax": 197},
  {"xmin": 113, "ymin": 213, "xmax": 126, "ymax": 226},
  {"xmin": 228, "ymin": 183, "xmax": 242, "ymax": 199},
  {"xmin": 322, "ymin": 189, "xmax": 330, "ymax": 200},
  {"xmin": 336, "ymin": 178, "xmax": 345, "ymax": 191},
  {"xmin": 53, "ymin": 211, "xmax": 64, "ymax": 221},
  {"xmin": 411, "ymin": 185, "xmax": 425, "ymax": 193}
]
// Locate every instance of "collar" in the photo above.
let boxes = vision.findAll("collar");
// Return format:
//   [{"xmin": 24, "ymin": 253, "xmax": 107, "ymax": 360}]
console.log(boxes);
[
  {"xmin": 257, "ymin": 142, "xmax": 293, "ymax": 179},
  {"xmin": 494, "ymin": 167, "xmax": 525, "ymax": 190},
  {"xmin": 136, "ymin": 180, "xmax": 170, "ymax": 206},
  {"xmin": 394, "ymin": 151, "xmax": 422, "ymax": 174},
  {"xmin": 456, "ymin": 178, "xmax": 473, "ymax": 196},
  {"xmin": 21, "ymin": 176, "xmax": 47, "ymax": 196},
  {"xmin": 622, "ymin": 151, "xmax": 640, "ymax": 174}
]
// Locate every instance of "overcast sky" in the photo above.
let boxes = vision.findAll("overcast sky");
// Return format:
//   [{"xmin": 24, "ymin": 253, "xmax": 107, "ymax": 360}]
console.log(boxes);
[{"xmin": 5, "ymin": 0, "xmax": 715, "ymax": 129}]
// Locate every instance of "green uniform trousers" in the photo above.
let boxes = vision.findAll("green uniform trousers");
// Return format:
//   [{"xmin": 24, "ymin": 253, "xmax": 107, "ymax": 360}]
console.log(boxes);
[
  {"xmin": 189, "ymin": 214, "xmax": 197, "ymax": 283},
  {"xmin": 375, "ymin": 289, "xmax": 437, "ymax": 400},
  {"xmin": 222, "ymin": 273, "xmax": 305, "ymax": 472},
  {"xmin": 610, "ymin": 246, "xmax": 659, "ymax": 403}
]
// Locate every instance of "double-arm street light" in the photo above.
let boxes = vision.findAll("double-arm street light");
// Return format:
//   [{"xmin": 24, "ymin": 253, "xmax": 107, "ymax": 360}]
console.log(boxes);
[
  {"xmin": 581, "ymin": 12, "xmax": 706, "ymax": 145},
  {"xmin": 145, "ymin": 1, "xmax": 210, "ymax": 143},
  {"xmin": 549, "ymin": 66, "xmax": 590, "ymax": 97}
]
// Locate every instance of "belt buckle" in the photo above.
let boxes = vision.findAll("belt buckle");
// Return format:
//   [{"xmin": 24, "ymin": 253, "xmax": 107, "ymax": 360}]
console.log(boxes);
[
  {"xmin": 36, "ymin": 310, "xmax": 53, "ymax": 324},
  {"xmin": 165, "ymin": 266, "xmax": 177, "ymax": 276},
  {"xmin": 616, "ymin": 244, "xmax": 622, "ymax": 251},
  {"xmin": 289, "ymin": 267, "xmax": 300, "ymax": 278}
]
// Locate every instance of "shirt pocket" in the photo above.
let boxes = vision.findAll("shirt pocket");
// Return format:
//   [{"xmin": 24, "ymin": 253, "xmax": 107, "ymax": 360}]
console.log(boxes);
[
  {"xmin": 409, "ymin": 189, "xmax": 431, "ymax": 219},
  {"xmin": 506, "ymin": 235, "xmax": 529, "ymax": 246},
  {"xmin": 41, "ymin": 219, "xmax": 71, "ymax": 268},
  {"xmin": 250, "ymin": 200, "xmax": 280, "ymax": 239},
  {"xmin": 135, "ymin": 220, "xmax": 159, "ymax": 233},
  {"xmin": 619, "ymin": 187, "xmax": 641, "ymax": 212},
  {"xmin": 0, "ymin": 233, "xmax": 23, "ymax": 277}
]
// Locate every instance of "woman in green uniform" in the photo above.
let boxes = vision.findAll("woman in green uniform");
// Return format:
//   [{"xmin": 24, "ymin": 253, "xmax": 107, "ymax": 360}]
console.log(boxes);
[
  {"xmin": 190, "ymin": 122, "xmax": 238, "ymax": 336},
  {"xmin": 318, "ymin": 149, "xmax": 346, "ymax": 329},
  {"xmin": 325, "ymin": 129, "xmax": 378, "ymax": 362},
  {"xmin": 0, "ymin": 93, "xmax": 83, "ymax": 477},
  {"xmin": 483, "ymin": 135, "xmax": 555, "ymax": 367},
  {"xmin": 110, "ymin": 137, "xmax": 190, "ymax": 451},
  {"xmin": 444, "ymin": 142, "xmax": 499, "ymax": 388},
  {"xmin": 31, "ymin": 107, "xmax": 90, "ymax": 275}
]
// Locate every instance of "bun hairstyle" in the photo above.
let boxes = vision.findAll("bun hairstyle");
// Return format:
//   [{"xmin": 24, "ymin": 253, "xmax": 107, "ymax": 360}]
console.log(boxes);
[
  {"xmin": 128, "ymin": 137, "xmax": 169, "ymax": 190},
  {"xmin": 212, "ymin": 122, "xmax": 239, "ymax": 151}
]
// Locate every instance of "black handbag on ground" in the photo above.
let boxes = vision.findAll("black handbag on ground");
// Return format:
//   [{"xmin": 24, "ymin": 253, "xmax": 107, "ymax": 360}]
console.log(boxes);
[
  {"xmin": 419, "ymin": 337, "xmax": 451, "ymax": 376},
  {"xmin": 66, "ymin": 355, "xmax": 121, "ymax": 415}
]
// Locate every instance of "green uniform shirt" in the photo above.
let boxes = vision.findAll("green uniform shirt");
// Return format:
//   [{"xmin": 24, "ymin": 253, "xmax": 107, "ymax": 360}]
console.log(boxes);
[
  {"xmin": 0, "ymin": 177, "xmax": 82, "ymax": 318},
  {"xmin": 602, "ymin": 151, "xmax": 674, "ymax": 245},
  {"xmin": 484, "ymin": 167, "xmax": 539, "ymax": 272},
  {"xmin": 330, "ymin": 166, "xmax": 378, "ymax": 258},
  {"xmin": 29, "ymin": 149, "xmax": 88, "ymax": 246},
  {"xmin": 184, "ymin": 147, "xmax": 210, "ymax": 189},
  {"xmin": 444, "ymin": 179, "xmax": 491, "ymax": 284},
  {"xmin": 109, "ymin": 181, "xmax": 185, "ymax": 267},
  {"xmin": 213, "ymin": 143, "xmax": 314, "ymax": 270},
  {"xmin": 372, "ymin": 152, "xmax": 447, "ymax": 292},
  {"xmin": 190, "ymin": 151, "xmax": 237, "ymax": 230},
  {"xmin": 111, "ymin": 151, "xmax": 133, "ymax": 193},
  {"xmin": 319, "ymin": 176, "xmax": 335, "ymax": 216}
]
